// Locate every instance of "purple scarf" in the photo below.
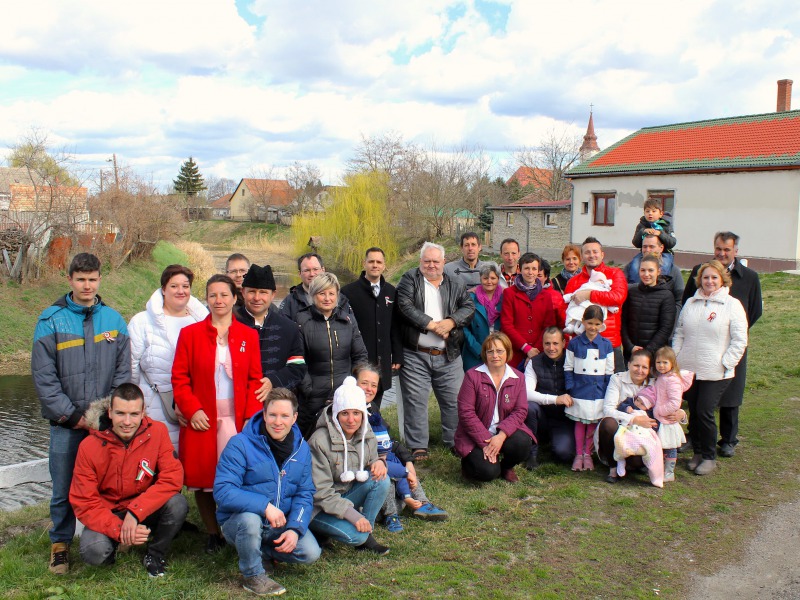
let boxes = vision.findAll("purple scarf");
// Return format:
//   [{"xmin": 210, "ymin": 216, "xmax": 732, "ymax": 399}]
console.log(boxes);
[
  {"xmin": 514, "ymin": 274, "xmax": 542, "ymax": 301},
  {"xmin": 475, "ymin": 285, "xmax": 502, "ymax": 327}
]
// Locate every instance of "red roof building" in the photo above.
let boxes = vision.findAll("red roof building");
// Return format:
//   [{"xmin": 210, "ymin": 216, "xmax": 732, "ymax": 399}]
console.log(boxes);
[{"xmin": 568, "ymin": 90, "xmax": 800, "ymax": 271}]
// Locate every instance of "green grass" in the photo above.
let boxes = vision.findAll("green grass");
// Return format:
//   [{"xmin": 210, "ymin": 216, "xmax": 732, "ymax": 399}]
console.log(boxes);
[
  {"xmin": 183, "ymin": 221, "xmax": 288, "ymax": 246},
  {"xmin": 1, "ymin": 273, "xmax": 800, "ymax": 598},
  {"xmin": 0, "ymin": 242, "xmax": 188, "ymax": 372}
]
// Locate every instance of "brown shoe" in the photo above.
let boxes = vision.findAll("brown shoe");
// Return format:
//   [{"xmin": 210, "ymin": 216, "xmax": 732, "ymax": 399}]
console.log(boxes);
[
  {"xmin": 49, "ymin": 542, "xmax": 70, "ymax": 575},
  {"xmin": 501, "ymin": 468, "xmax": 519, "ymax": 483}
]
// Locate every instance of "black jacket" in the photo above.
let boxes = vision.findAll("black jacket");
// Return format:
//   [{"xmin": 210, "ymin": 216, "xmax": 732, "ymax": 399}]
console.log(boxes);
[
  {"xmin": 235, "ymin": 306, "xmax": 307, "ymax": 392},
  {"xmin": 621, "ymin": 277, "xmax": 677, "ymax": 357},
  {"xmin": 295, "ymin": 304, "xmax": 368, "ymax": 435},
  {"xmin": 529, "ymin": 352, "xmax": 567, "ymax": 397},
  {"xmin": 396, "ymin": 268, "xmax": 475, "ymax": 361},
  {"xmin": 280, "ymin": 284, "xmax": 351, "ymax": 322},
  {"xmin": 340, "ymin": 273, "xmax": 403, "ymax": 386},
  {"xmin": 682, "ymin": 258, "xmax": 762, "ymax": 328}
]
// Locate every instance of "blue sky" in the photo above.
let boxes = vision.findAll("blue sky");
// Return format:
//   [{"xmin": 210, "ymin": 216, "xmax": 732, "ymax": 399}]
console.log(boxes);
[{"xmin": 0, "ymin": 0, "xmax": 798, "ymax": 190}]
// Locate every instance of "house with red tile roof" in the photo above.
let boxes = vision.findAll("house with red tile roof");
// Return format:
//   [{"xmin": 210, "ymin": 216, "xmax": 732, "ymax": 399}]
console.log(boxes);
[
  {"xmin": 230, "ymin": 178, "xmax": 294, "ymax": 222},
  {"xmin": 209, "ymin": 193, "xmax": 232, "ymax": 219},
  {"xmin": 489, "ymin": 195, "xmax": 572, "ymax": 261},
  {"xmin": 568, "ymin": 91, "xmax": 800, "ymax": 272}
]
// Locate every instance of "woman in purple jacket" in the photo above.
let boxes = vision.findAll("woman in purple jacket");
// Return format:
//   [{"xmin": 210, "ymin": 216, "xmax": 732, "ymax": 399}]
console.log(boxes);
[{"xmin": 454, "ymin": 332, "xmax": 535, "ymax": 483}]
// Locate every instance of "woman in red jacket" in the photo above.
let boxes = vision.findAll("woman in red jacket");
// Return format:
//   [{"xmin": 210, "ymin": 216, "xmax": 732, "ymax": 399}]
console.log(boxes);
[
  {"xmin": 500, "ymin": 253, "xmax": 559, "ymax": 370},
  {"xmin": 172, "ymin": 274, "xmax": 263, "ymax": 553}
]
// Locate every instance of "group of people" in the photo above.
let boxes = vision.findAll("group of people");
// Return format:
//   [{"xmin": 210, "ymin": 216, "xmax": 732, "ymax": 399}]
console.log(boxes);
[{"xmin": 32, "ymin": 204, "xmax": 761, "ymax": 595}]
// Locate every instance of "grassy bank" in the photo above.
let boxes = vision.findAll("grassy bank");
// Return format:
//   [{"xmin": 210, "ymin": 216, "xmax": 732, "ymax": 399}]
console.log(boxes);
[
  {"xmin": 1, "ymin": 273, "xmax": 799, "ymax": 598},
  {"xmin": 0, "ymin": 242, "xmax": 189, "ymax": 376}
]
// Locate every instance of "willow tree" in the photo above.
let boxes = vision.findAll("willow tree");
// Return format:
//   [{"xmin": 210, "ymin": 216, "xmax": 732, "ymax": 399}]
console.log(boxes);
[{"xmin": 291, "ymin": 171, "xmax": 397, "ymax": 276}]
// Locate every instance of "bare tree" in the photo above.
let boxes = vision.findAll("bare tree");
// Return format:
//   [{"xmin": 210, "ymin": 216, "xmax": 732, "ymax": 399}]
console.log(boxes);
[
  {"xmin": 243, "ymin": 166, "xmax": 280, "ymax": 222},
  {"xmin": 90, "ymin": 171, "xmax": 183, "ymax": 266},
  {"xmin": 514, "ymin": 128, "xmax": 582, "ymax": 202},
  {"xmin": 205, "ymin": 175, "xmax": 237, "ymax": 202},
  {"xmin": 286, "ymin": 161, "xmax": 324, "ymax": 213},
  {"xmin": 2, "ymin": 129, "xmax": 90, "ymax": 279}
]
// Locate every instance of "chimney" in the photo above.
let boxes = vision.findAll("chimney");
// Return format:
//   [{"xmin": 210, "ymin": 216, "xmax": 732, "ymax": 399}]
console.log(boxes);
[{"xmin": 777, "ymin": 79, "xmax": 793, "ymax": 112}]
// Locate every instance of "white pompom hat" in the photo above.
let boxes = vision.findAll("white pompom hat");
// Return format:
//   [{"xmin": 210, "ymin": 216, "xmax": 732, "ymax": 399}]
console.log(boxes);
[{"xmin": 332, "ymin": 376, "xmax": 369, "ymax": 483}]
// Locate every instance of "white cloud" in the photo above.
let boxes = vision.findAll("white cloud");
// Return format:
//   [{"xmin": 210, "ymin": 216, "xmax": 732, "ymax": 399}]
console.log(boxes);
[{"xmin": 0, "ymin": 0, "xmax": 799, "ymax": 187}]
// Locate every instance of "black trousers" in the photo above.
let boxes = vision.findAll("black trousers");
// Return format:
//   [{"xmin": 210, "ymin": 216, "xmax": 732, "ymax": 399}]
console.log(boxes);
[
  {"xmin": 461, "ymin": 429, "xmax": 532, "ymax": 481},
  {"xmin": 685, "ymin": 378, "xmax": 731, "ymax": 460}
]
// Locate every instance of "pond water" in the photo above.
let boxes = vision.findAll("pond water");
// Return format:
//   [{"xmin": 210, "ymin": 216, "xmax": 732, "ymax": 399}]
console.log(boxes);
[{"xmin": 0, "ymin": 375, "xmax": 52, "ymax": 510}]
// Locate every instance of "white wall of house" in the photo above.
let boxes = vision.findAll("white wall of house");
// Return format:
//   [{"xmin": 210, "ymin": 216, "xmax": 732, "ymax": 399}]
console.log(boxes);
[{"xmin": 571, "ymin": 170, "xmax": 800, "ymax": 262}]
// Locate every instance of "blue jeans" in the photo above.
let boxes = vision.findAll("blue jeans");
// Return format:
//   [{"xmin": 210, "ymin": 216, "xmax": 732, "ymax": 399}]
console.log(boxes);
[
  {"xmin": 48, "ymin": 425, "xmax": 88, "ymax": 543},
  {"xmin": 309, "ymin": 477, "xmax": 390, "ymax": 546},
  {"xmin": 221, "ymin": 512, "xmax": 321, "ymax": 578}
]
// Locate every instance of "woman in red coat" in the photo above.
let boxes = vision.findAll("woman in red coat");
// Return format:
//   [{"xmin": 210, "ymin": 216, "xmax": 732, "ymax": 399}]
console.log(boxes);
[
  {"xmin": 500, "ymin": 253, "xmax": 559, "ymax": 370},
  {"xmin": 172, "ymin": 274, "xmax": 263, "ymax": 553}
]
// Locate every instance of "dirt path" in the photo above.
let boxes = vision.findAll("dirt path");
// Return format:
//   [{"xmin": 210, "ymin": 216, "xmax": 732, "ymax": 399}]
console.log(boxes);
[{"xmin": 688, "ymin": 494, "xmax": 800, "ymax": 599}]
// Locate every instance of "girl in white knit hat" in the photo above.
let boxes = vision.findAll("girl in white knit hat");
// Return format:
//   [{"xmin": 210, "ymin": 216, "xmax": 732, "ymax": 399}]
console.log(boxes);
[{"xmin": 307, "ymin": 377, "xmax": 392, "ymax": 555}]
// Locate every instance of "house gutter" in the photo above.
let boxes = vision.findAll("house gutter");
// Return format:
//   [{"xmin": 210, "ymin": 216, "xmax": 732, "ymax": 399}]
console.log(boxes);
[{"xmin": 520, "ymin": 209, "xmax": 531, "ymax": 253}]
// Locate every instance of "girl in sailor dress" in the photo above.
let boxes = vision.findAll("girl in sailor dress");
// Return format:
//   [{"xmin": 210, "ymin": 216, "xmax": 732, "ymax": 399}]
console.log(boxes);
[{"xmin": 564, "ymin": 305, "xmax": 615, "ymax": 472}]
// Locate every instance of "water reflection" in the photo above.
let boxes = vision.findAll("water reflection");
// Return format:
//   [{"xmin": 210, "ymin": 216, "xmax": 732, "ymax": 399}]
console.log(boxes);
[{"xmin": 0, "ymin": 375, "xmax": 51, "ymax": 510}]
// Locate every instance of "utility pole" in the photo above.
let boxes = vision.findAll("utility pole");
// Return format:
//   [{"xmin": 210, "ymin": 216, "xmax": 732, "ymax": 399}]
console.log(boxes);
[{"xmin": 106, "ymin": 154, "xmax": 119, "ymax": 189}]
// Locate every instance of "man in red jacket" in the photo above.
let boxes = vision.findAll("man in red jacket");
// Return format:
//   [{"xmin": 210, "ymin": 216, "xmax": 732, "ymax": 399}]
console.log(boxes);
[
  {"xmin": 69, "ymin": 383, "xmax": 187, "ymax": 577},
  {"xmin": 564, "ymin": 237, "xmax": 628, "ymax": 372}
]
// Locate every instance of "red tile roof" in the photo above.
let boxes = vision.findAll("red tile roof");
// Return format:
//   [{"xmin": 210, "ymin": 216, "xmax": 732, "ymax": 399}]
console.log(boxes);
[
  {"xmin": 492, "ymin": 199, "xmax": 572, "ymax": 209},
  {"xmin": 569, "ymin": 109, "xmax": 800, "ymax": 177},
  {"xmin": 210, "ymin": 193, "xmax": 232, "ymax": 209},
  {"xmin": 506, "ymin": 166, "xmax": 554, "ymax": 188},
  {"xmin": 241, "ymin": 179, "xmax": 294, "ymax": 206}
]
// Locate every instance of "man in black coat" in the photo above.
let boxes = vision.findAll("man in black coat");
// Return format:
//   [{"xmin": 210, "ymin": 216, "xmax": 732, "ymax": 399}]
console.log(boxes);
[
  {"xmin": 236, "ymin": 264, "xmax": 307, "ymax": 395},
  {"xmin": 682, "ymin": 231, "xmax": 762, "ymax": 457},
  {"xmin": 340, "ymin": 247, "xmax": 403, "ymax": 410}
]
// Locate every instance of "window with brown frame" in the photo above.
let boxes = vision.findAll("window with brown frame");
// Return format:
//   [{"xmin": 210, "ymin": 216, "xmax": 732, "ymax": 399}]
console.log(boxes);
[
  {"xmin": 593, "ymin": 193, "xmax": 616, "ymax": 226},
  {"xmin": 647, "ymin": 190, "xmax": 675, "ymax": 216}
]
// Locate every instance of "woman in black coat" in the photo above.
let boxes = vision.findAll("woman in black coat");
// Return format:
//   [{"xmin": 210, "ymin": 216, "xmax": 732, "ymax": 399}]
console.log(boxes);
[
  {"xmin": 621, "ymin": 253, "xmax": 677, "ymax": 361},
  {"xmin": 296, "ymin": 272, "xmax": 368, "ymax": 437}
]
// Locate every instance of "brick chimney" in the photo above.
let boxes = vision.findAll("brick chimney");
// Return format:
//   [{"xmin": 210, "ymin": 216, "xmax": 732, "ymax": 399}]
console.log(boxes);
[{"xmin": 777, "ymin": 79, "xmax": 793, "ymax": 112}]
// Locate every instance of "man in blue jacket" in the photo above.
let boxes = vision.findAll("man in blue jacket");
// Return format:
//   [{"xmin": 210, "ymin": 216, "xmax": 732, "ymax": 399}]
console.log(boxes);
[
  {"xmin": 215, "ymin": 388, "xmax": 320, "ymax": 597},
  {"xmin": 32, "ymin": 252, "xmax": 131, "ymax": 574}
]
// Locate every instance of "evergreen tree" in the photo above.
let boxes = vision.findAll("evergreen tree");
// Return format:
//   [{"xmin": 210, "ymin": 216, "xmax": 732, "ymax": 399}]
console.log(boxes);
[
  {"xmin": 173, "ymin": 156, "xmax": 206, "ymax": 195},
  {"xmin": 477, "ymin": 200, "xmax": 493, "ymax": 231}
]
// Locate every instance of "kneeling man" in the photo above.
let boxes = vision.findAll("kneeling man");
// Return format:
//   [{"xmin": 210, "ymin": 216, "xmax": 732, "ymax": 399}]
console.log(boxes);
[
  {"xmin": 215, "ymin": 388, "xmax": 320, "ymax": 597},
  {"xmin": 69, "ymin": 383, "xmax": 188, "ymax": 577}
]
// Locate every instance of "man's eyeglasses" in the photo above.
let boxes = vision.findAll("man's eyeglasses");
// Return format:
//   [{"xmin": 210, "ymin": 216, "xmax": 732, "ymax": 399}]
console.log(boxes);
[{"xmin": 226, "ymin": 269, "xmax": 248, "ymax": 276}]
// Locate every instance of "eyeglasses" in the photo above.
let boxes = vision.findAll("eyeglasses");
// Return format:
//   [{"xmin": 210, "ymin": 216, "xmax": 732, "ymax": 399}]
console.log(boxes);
[
  {"xmin": 226, "ymin": 269, "xmax": 248, "ymax": 276},
  {"xmin": 301, "ymin": 268, "xmax": 322, "ymax": 275},
  {"xmin": 485, "ymin": 348, "xmax": 506, "ymax": 356}
]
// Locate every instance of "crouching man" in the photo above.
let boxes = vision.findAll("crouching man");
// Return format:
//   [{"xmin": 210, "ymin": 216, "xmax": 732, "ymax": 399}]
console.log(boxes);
[
  {"xmin": 69, "ymin": 383, "xmax": 188, "ymax": 577},
  {"xmin": 215, "ymin": 388, "xmax": 320, "ymax": 597}
]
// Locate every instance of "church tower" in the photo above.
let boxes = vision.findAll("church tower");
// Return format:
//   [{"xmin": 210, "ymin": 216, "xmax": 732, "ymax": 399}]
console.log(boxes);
[{"xmin": 579, "ymin": 108, "xmax": 600, "ymax": 163}]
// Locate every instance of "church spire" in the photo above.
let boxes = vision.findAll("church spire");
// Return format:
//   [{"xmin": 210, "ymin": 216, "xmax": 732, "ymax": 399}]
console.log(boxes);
[{"xmin": 580, "ymin": 107, "xmax": 600, "ymax": 162}]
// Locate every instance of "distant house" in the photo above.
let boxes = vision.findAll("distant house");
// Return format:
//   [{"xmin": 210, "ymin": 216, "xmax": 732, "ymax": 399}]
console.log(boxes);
[
  {"xmin": 567, "ymin": 82, "xmax": 800, "ymax": 271},
  {"xmin": 489, "ymin": 197, "xmax": 571, "ymax": 260},
  {"xmin": 209, "ymin": 193, "xmax": 232, "ymax": 219},
  {"xmin": 0, "ymin": 167, "xmax": 89, "ymax": 237},
  {"xmin": 229, "ymin": 178, "xmax": 294, "ymax": 223}
]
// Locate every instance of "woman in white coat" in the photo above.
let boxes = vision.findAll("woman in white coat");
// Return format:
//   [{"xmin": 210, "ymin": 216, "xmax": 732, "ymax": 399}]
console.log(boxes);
[
  {"xmin": 673, "ymin": 260, "xmax": 748, "ymax": 476},
  {"xmin": 129, "ymin": 264, "xmax": 209, "ymax": 449}
]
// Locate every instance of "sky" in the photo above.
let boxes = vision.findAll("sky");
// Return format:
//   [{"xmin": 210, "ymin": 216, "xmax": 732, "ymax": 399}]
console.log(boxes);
[{"xmin": 0, "ymin": 0, "xmax": 798, "ymax": 191}]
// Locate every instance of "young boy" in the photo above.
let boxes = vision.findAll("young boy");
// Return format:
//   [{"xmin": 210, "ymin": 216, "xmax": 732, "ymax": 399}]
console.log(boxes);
[
  {"xmin": 631, "ymin": 199, "xmax": 676, "ymax": 253},
  {"xmin": 629, "ymin": 199, "xmax": 677, "ymax": 279}
]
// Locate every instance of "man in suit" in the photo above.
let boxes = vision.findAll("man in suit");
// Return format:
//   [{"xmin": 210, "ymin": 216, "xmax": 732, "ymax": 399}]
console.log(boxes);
[
  {"xmin": 682, "ymin": 231, "xmax": 762, "ymax": 457},
  {"xmin": 340, "ymin": 247, "xmax": 403, "ymax": 409}
]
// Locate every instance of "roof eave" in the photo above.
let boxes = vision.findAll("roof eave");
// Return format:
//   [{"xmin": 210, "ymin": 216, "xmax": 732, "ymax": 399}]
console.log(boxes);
[{"xmin": 568, "ymin": 164, "xmax": 800, "ymax": 179}]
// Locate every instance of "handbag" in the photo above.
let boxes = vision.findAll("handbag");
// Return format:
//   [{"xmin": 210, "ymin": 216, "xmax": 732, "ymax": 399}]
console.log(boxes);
[{"xmin": 140, "ymin": 370, "xmax": 178, "ymax": 425}]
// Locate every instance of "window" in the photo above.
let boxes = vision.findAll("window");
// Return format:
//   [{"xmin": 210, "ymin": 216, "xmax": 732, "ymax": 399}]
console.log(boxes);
[
  {"xmin": 581, "ymin": 202, "xmax": 589, "ymax": 214},
  {"xmin": 544, "ymin": 212, "xmax": 557, "ymax": 228},
  {"xmin": 506, "ymin": 212, "xmax": 515, "ymax": 227},
  {"xmin": 647, "ymin": 190, "xmax": 675, "ymax": 215},
  {"xmin": 593, "ymin": 193, "xmax": 616, "ymax": 226},
  {"xmin": 241, "ymin": 188, "xmax": 245, "ymax": 196}
]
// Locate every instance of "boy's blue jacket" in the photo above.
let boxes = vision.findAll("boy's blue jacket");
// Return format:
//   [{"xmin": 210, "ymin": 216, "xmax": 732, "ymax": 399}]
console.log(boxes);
[
  {"xmin": 214, "ymin": 414, "xmax": 315, "ymax": 535},
  {"xmin": 32, "ymin": 293, "xmax": 130, "ymax": 428}
]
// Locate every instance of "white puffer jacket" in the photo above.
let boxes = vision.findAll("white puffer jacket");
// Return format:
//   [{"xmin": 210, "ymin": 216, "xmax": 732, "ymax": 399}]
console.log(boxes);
[
  {"xmin": 129, "ymin": 288, "xmax": 208, "ymax": 448},
  {"xmin": 672, "ymin": 286, "xmax": 748, "ymax": 381}
]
